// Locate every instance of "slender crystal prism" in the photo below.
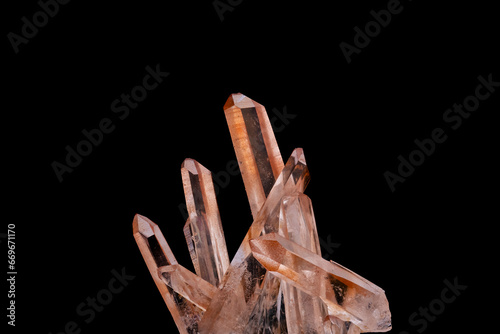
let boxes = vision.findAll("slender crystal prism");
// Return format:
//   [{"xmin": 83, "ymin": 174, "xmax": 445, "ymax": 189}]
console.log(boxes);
[
  {"xmin": 328, "ymin": 316, "xmax": 362, "ymax": 334},
  {"xmin": 133, "ymin": 214, "xmax": 203, "ymax": 334},
  {"xmin": 279, "ymin": 194, "xmax": 353, "ymax": 334},
  {"xmin": 224, "ymin": 93, "xmax": 284, "ymax": 218},
  {"xmin": 250, "ymin": 233, "xmax": 392, "ymax": 332},
  {"xmin": 181, "ymin": 158, "xmax": 229, "ymax": 287}
]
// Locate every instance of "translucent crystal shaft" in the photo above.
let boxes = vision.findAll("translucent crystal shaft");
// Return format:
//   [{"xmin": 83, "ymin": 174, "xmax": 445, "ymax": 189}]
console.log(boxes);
[
  {"xmin": 224, "ymin": 93, "xmax": 284, "ymax": 218},
  {"xmin": 250, "ymin": 233, "xmax": 392, "ymax": 333},
  {"xmin": 181, "ymin": 158, "xmax": 229, "ymax": 287}
]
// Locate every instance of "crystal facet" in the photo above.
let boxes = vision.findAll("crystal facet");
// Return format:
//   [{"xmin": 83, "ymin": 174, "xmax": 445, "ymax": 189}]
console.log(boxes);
[
  {"xmin": 279, "ymin": 194, "xmax": 350, "ymax": 334},
  {"xmin": 132, "ymin": 93, "xmax": 391, "ymax": 334}
]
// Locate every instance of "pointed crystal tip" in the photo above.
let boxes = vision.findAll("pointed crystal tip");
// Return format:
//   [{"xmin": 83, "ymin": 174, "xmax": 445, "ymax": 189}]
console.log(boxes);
[
  {"xmin": 132, "ymin": 214, "xmax": 156, "ymax": 238},
  {"xmin": 291, "ymin": 148, "xmax": 306, "ymax": 165},
  {"xmin": 181, "ymin": 158, "xmax": 211, "ymax": 175},
  {"xmin": 181, "ymin": 158, "xmax": 198, "ymax": 174},
  {"xmin": 223, "ymin": 92, "xmax": 256, "ymax": 110}
]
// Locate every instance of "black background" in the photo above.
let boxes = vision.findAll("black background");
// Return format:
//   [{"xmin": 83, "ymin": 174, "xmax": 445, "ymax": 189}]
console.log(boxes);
[{"xmin": 4, "ymin": 0, "xmax": 498, "ymax": 333}]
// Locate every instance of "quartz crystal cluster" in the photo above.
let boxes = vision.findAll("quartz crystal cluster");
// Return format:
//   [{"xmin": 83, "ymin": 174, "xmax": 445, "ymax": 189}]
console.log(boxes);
[{"xmin": 133, "ymin": 93, "xmax": 392, "ymax": 334}]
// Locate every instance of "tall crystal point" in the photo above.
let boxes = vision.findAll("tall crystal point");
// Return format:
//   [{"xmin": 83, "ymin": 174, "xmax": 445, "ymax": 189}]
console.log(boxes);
[
  {"xmin": 181, "ymin": 158, "xmax": 229, "ymax": 287},
  {"xmin": 198, "ymin": 148, "xmax": 310, "ymax": 334},
  {"xmin": 224, "ymin": 93, "xmax": 284, "ymax": 218}
]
